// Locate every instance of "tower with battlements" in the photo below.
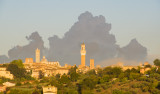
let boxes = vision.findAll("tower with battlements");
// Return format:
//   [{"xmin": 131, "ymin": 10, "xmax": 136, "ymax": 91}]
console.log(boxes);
[{"xmin": 80, "ymin": 43, "xmax": 86, "ymax": 67}]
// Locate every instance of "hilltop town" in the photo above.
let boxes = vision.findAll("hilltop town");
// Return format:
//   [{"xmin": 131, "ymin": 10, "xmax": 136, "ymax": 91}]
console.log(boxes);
[{"xmin": 0, "ymin": 43, "xmax": 160, "ymax": 94}]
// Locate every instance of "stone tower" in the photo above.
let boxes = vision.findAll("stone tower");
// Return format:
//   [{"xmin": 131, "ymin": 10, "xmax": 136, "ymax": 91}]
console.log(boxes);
[
  {"xmin": 35, "ymin": 48, "xmax": 40, "ymax": 63},
  {"xmin": 80, "ymin": 43, "xmax": 86, "ymax": 67},
  {"xmin": 90, "ymin": 59, "xmax": 94, "ymax": 69}
]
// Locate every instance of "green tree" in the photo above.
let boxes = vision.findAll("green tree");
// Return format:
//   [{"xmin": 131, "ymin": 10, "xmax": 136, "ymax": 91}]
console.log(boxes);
[
  {"xmin": 69, "ymin": 66, "xmax": 77, "ymax": 74},
  {"xmin": 100, "ymin": 75, "xmax": 110, "ymax": 83},
  {"xmin": 129, "ymin": 73, "xmax": 140, "ymax": 80},
  {"xmin": 154, "ymin": 59, "xmax": 160, "ymax": 67},
  {"xmin": 6, "ymin": 59, "xmax": 31, "ymax": 79},
  {"xmin": 55, "ymin": 74, "xmax": 60, "ymax": 80},
  {"xmin": 7, "ymin": 63, "xmax": 26, "ymax": 78},
  {"xmin": 124, "ymin": 69, "xmax": 131, "ymax": 79},
  {"xmin": 70, "ymin": 72, "xmax": 79, "ymax": 82},
  {"xmin": 10, "ymin": 59, "xmax": 24, "ymax": 68},
  {"xmin": 69, "ymin": 66, "xmax": 79, "ymax": 82},
  {"xmin": 86, "ymin": 69, "xmax": 96, "ymax": 76},
  {"xmin": 130, "ymin": 68, "xmax": 139, "ymax": 73},
  {"xmin": 39, "ymin": 70, "xmax": 44, "ymax": 79},
  {"xmin": 103, "ymin": 67, "xmax": 122, "ymax": 78},
  {"xmin": 16, "ymin": 82, "xmax": 22, "ymax": 86},
  {"xmin": 49, "ymin": 76, "xmax": 59, "ymax": 87},
  {"xmin": 59, "ymin": 74, "xmax": 70, "ymax": 84},
  {"xmin": 32, "ymin": 89, "xmax": 40, "ymax": 94},
  {"xmin": 97, "ymin": 69, "xmax": 103, "ymax": 77},
  {"xmin": 81, "ymin": 77, "xmax": 97, "ymax": 90},
  {"xmin": 111, "ymin": 67, "xmax": 122, "ymax": 77},
  {"xmin": 145, "ymin": 65, "xmax": 152, "ymax": 68}
]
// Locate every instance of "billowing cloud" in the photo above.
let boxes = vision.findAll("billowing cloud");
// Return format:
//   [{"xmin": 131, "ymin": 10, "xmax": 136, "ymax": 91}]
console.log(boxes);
[
  {"xmin": 0, "ymin": 12, "xmax": 148, "ymax": 66},
  {"xmin": 117, "ymin": 39, "xmax": 147, "ymax": 62},
  {"xmin": 48, "ymin": 11, "xmax": 119, "ymax": 65},
  {"xmin": 0, "ymin": 32, "xmax": 46, "ymax": 63},
  {"xmin": 0, "ymin": 55, "xmax": 9, "ymax": 63}
]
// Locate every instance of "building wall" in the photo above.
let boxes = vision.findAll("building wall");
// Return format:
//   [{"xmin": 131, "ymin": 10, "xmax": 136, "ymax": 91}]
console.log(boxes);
[
  {"xmin": 31, "ymin": 71, "xmax": 39, "ymax": 79},
  {"xmin": 0, "ymin": 67, "xmax": 14, "ymax": 79},
  {"xmin": 140, "ymin": 68, "xmax": 145, "ymax": 74},
  {"xmin": 43, "ymin": 86, "xmax": 57, "ymax": 94},
  {"xmin": 25, "ymin": 58, "xmax": 33, "ymax": 63}
]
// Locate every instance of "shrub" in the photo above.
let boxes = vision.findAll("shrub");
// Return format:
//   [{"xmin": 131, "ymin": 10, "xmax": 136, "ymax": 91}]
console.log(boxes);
[
  {"xmin": 16, "ymin": 82, "xmax": 22, "ymax": 86},
  {"xmin": 142, "ymin": 86, "xmax": 149, "ymax": 92},
  {"xmin": 112, "ymin": 89, "xmax": 132, "ymax": 94},
  {"xmin": 149, "ymin": 88, "xmax": 160, "ymax": 94},
  {"xmin": 96, "ymin": 88, "xmax": 101, "ymax": 92},
  {"xmin": 120, "ymin": 77, "xmax": 128, "ymax": 82},
  {"xmin": 81, "ymin": 90, "xmax": 94, "ymax": 94},
  {"xmin": 132, "ymin": 83, "xmax": 141, "ymax": 88},
  {"xmin": 100, "ymin": 75, "xmax": 110, "ymax": 83},
  {"xmin": 129, "ymin": 73, "xmax": 140, "ymax": 80},
  {"xmin": 81, "ymin": 77, "xmax": 97, "ymax": 90}
]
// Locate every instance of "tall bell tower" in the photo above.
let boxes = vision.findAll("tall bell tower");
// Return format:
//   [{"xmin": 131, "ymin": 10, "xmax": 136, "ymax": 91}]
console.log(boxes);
[
  {"xmin": 80, "ymin": 43, "xmax": 86, "ymax": 67},
  {"xmin": 35, "ymin": 48, "xmax": 40, "ymax": 63}
]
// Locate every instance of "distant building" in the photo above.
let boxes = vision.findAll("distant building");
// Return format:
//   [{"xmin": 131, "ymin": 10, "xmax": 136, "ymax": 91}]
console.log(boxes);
[
  {"xmin": 24, "ymin": 48, "xmax": 70, "ymax": 79},
  {"xmin": 96, "ymin": 65, "xmax": 101, "ymax": 69},
  {"xmin": 31, "ymin": 70, "xmax": 40, "ymax": 79},
  {"xmin": 110, "ymin": 62, "xmax": 138, "ymax": 71},
  {"xmin": 41, "ymin": 56, "xmax": 48, "ymax": 64},
  {"xmin": 90, "ymin": 59, "xmax": 94, "ymax": 69},
  {"xmin": 0, "ymin": 67, "xmax": 14, "ymax": 79},
  {"xmin": 140, "ymin": 62, "xmax": 151, "ymax": 74},
  {"xmin": 43, "ymin": 85, "xmax": 57, "ymax": 94},
  {"xmin": 64, "ymin": 64, "xmax": 72, "ymax": 69},
  {"xmin": 36, "ymin": 48, "xmax": 40, "ymax": 63},
  {"xmin": 3, "ymin": 82, "xmax": 15, "ymax": 87},
  {"xmin": 110, "ymin": 62, "xmax": 124, "ymax": 68},
  {"xmin": 123, "ymin": 66, "xmax": 138, "ymax": 71},
  {"xmin": 44, "ymin": 68, "xmax": 69, "ymax": 77},
  {"xmin": 140, "ymin": 66, "xmax": 145, "ymax": 74},
  {"xmin": 140, "ymin": 62, "xmax": 153, "ymax": 74},
  {"xmin": 0, "ymin": 86, "xmax": 6, "ymax": 92},
  {"xmin": 145, "ymin": 67, "xmax": 151, "ymax": 72},
  {"xmin": 77, "ymin": 43, "xmax": 100, "ymax": 73},
  {"xmin": 144, "ymin": 62, "xmax": 149, "ymax": 66},
  {"xmin": 25, "ymin": 58, "xmax": 33, "ymax": 63}
]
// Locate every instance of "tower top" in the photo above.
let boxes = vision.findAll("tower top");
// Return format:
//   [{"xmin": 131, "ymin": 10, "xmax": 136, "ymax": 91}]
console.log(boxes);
[
  {"xmin": 80, "ymin": 42, "xmax": 86, "ymax": 55},
  {"xmin": 81, "ymin": 42, "xmax": 85, "ymax": 45},
  {"xmin": 36, "ymin": 48, "xmax": 40, "ymax": 51}
]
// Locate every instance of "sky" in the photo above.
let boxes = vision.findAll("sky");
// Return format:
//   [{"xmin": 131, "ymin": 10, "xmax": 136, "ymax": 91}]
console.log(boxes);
[{"xmin": 0, "ymin": 0, "xmax": 160, "ymax": 58}]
